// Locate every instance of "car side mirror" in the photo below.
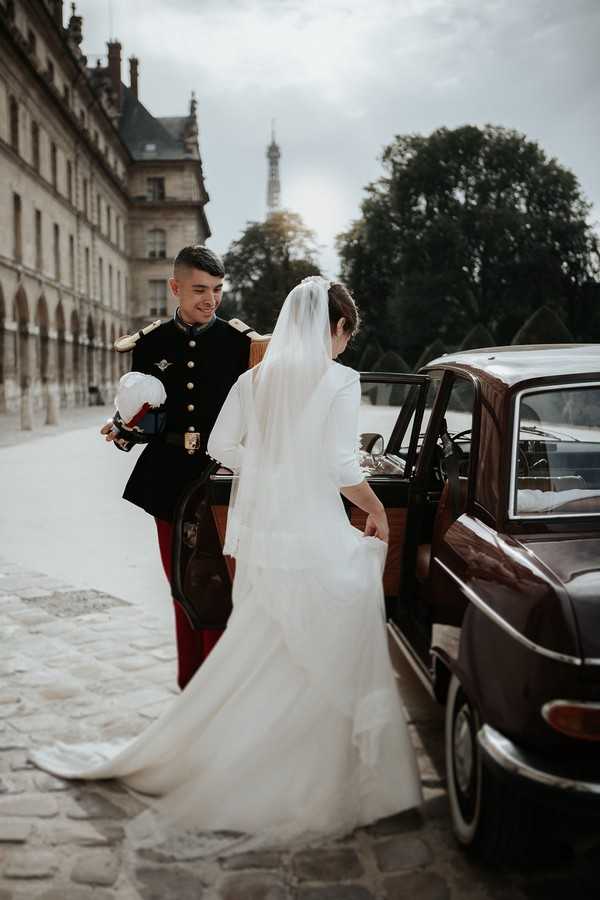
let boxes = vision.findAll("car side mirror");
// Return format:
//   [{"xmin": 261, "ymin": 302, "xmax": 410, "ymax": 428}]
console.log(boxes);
[{"xmin": 360, "ymin": 433, "xmax": 384, "ymax": 456}]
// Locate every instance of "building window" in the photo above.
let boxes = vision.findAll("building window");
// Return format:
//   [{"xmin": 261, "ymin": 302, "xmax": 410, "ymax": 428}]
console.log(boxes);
[
  {"xmin": 27, "ymin": 29, "xmax": 36, "ymax": 55},
  {"xmin": 149, "ymin": 280, "xmax": 168, "ymax": 316},
  {"xmin": 63, "ymin": 84, "xmax": 70, "ymax": 107},
  {"xmin": 117, "ymin": 270, "xmax": 122, "ymax": 307},
  {"xmin": 109, "ymin": 264, "xmax": 113, "ymax": 305},
  {"xmin": 80, "ymin": 109, "xmax": 86, "ymax": 128},
  {"xmin": 67, "ymin": 161, "xmax": 73, "ymax": 203},
  {"xmin": 35, "ymin": 209, "xmax": 43, "ymax": 270},
  {"xmin": 69, "ymin": 235, "xmax": 75, "ymax": 287},
  {"xmin": 107, "ymin": 205, "xmax": 112, "ymax": 241},
  {"xmin": 99, "ymin": 257, "xmax": 104, "ymax": 301},
  {"xmin": 46, "ymin": 58, "xmax": 55, "ymax": 83},
  {"xmin": 147, "ymin": 228, "xmax": 166, "ymax": 259},
  {"xmin": 9, "ymin": 96, "xmax": 19, "ymax": 154},
  {"xmin": 50, "ymin": 142, "xmax": 57, "ymax": 189},
  {"xmin": 31, "ymin": 121, "xmax": 40, "ymax": 171},
  {"xmin": 13, "ymin": 193, "xmax": 22, "ymax": 262},
  {"xmin": 146, "ymin": 177, "xmax": 165, "ymax": 201},
  {"xmin": 97, "ymin": 193, "xmax": 102, "ymax": 229},
  {"xmin": 93, "ymin": 129, "xmax": 99, "ymax": 146},
  {"xmin": 85, "ymin": 247, "xmax": 90, "ymax": 295},
  {"xmin": 53, "ymin": 223, "xmax": 61, "ymax": 281}
]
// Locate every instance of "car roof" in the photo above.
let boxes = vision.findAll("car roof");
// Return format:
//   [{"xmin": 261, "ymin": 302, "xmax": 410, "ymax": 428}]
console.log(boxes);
[{"xmin": 423, "ymin": 344, "xmax": 600, "ymax": 388}]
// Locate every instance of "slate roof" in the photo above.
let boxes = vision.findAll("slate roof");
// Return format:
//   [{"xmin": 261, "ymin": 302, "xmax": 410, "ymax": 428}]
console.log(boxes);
[{"xmin": 118, "ymin": 85, "xmax": 189, "ymax": 160}]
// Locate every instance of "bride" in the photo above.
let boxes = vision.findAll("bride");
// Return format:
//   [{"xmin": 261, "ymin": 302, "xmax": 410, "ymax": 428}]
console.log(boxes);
[{"xmin": 30, "ymin": 276, "xmax": 422, "ymax": 851}]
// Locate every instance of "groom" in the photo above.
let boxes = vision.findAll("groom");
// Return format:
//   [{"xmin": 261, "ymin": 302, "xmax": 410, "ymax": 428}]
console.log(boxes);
[{"xmin": 104, "ymin": 245, "xmax": 252, "ymax": 689}]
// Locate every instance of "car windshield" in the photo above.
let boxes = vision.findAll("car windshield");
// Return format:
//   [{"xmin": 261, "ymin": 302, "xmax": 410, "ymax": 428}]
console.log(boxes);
[{"xmin": 513, "ymin": 384, "xmax": 600, "ymax": 517}]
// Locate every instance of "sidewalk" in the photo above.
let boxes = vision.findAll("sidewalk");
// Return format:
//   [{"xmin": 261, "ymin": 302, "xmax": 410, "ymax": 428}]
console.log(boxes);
[{"xmin": 0, "ymin": 403, "xmax": 114, "ymax": 449}]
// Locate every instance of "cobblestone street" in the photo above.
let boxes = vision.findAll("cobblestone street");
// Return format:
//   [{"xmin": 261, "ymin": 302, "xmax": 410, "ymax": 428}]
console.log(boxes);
[
  {"xmin": 1, "ymin": 416, "xmax": 600, "ymax": 898},
  {"xmin": 0, "ymin": 554, "xmax": 599, "ymax": 899}
]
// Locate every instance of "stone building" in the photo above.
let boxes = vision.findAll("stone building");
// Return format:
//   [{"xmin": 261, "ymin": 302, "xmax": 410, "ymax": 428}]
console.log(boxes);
[{"xmin": 0, "ymin": 0, "xmax": 210, "ymax": 419}]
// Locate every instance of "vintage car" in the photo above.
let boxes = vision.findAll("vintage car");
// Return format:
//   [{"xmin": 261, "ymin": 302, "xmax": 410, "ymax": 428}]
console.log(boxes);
[{"xmin": 172, "ymin": 344, "xmax": 600, "ymax": 862}]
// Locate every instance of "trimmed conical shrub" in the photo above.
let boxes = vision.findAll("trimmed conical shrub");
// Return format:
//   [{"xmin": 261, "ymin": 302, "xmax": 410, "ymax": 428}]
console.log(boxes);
[
  {"xmin": 358, "ymin": 340, "xmax": 384, "ymax": 372},
  {"xmin": 511, "ymin": 306, "xmax": 574, "ymax": 345},
  {"xmin": 373, "ymin": 350, "xmax": 409, "ymax": 373},
  {"xmin": 370, "ymin": 351, "xmax": 410, "ymax": 406},
  {"xmin": 413, "ymin": 338, "xmax": 446, "ymax": 372},
  {"xmin": 459, "ymin": 323, "xmax": 495, "ymax": 351}
]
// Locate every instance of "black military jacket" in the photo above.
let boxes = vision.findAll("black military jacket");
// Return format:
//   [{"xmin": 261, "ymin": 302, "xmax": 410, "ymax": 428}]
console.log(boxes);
[{"xmin": 122, "ymin": 314, "xmax": 250, "ymax": 522}]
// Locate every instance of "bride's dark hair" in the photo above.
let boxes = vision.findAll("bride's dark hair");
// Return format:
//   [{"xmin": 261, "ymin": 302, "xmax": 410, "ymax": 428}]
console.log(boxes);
[{"xmin": 328, "ymin": 282, "xmax": 360, "ymax": 336}]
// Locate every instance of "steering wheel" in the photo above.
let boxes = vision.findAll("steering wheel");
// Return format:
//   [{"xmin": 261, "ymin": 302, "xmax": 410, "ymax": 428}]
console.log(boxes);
[{"xmin": 451, "ymin": 428, "xmax": 472, "ymax": 443}]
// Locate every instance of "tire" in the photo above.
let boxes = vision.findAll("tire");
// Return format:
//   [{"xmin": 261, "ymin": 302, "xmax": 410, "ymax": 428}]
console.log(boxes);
[{"xmin": 445, "ymin": 673, "xmax": 536, "ymax": 864}]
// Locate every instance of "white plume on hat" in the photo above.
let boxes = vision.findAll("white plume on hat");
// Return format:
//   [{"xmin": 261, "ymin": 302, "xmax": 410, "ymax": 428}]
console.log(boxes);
[{"xmin": 115, "ymin": 372, "xmax": 167, "ymax": 426}]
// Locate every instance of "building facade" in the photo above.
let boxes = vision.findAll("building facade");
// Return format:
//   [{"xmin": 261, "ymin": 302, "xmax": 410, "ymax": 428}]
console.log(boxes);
[{"xmin": 0, "ymin": 0, "xmax": 210, "ymax": 417}]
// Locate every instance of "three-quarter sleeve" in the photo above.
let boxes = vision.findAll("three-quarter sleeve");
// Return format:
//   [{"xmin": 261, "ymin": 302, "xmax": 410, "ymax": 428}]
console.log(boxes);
[
  {"xmin": 330, "ymin": 372, "xmax": 365, "ymax": 488},
  {"xmin": 207, "ymin": 379, "xmax": 246, "ymax": 473}
]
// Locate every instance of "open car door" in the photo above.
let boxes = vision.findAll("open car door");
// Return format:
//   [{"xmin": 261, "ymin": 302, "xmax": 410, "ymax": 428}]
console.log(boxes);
[{"xmin": 171, "ymin": 371, "xmax": 430, "ymax": 630}]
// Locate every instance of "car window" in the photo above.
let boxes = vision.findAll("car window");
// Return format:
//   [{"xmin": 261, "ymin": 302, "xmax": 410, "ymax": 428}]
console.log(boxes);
[
  {"xmin": 513, "ymin": 384, "xmax": 600, "ymax": 517},
  {"xmin": 359, "ymin": 379, "xmax": 412, "ymax": 449},
  {"xmin": 433, "ymin": 376, "xmax": 476, "ymax": 481},
  {"xmin": 359, "ymin": 375, "xmax": 429, "ymax": 477}
]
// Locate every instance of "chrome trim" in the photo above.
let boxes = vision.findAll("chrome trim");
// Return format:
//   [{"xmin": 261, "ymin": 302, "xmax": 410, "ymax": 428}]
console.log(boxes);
[
  {"xmin": 542, "ymin": 698, "xmax": 600, "ymax": 727},
  {"xmin": 386, "ymin": 621, "xmax": 435, "ymax": 697},
  {"xmin": 478, "ymin": 723, "xmax": 600, "ymax": 796},
  {"xmin": 584, "ymin": 658, "xmax": 600, "ymax": 666},
  {"xmin": 434, "ymin": 557, "xmax": 582, "ymax": 666},
  {"xmin": 509, "ymin": 381, "xmax": 600, "ymax": 521}
]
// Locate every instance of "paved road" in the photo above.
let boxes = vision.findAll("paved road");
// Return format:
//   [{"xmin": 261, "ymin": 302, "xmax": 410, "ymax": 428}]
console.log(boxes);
[
  {"xmin": 1, "ymin": 409, "xmax": 172, "ymax": 625},
  {"xmin": 0, "ymin": 415, "xmax": 598, "ymax": 897}
]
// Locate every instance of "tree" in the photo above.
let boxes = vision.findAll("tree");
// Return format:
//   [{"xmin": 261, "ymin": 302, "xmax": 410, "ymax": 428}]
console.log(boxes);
[
  {"xmin": 337, "ymin": 125, "xmax": 599, "ymax": 364},
  {"xmin": 223, "ymin": 211, "xmax": 321, "ymax": 333}
]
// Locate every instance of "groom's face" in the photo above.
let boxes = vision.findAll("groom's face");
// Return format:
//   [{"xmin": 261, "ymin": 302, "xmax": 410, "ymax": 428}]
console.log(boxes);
[{"xmin": 169, "ymin": 267, "xmax": 224, "ymax": 325}]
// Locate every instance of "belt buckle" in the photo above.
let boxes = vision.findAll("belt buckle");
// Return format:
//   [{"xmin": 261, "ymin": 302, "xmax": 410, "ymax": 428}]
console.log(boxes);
[{"xmin": 184, "ymin": 432, "xmax": 201, "ymax": 454}]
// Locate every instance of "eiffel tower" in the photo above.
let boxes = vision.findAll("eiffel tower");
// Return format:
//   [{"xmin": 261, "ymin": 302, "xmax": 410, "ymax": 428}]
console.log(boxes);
[{"xmin": 266, "ymin": 120, "xmax": 281, "ymax": 216}]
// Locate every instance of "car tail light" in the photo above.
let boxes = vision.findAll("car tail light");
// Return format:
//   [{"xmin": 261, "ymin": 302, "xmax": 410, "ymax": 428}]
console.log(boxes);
[{"xmin": 542, "ymin": 700, "xmax": 600, "ymax": 741}]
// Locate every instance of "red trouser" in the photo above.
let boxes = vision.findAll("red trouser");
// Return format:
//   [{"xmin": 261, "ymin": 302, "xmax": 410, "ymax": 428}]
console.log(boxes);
[{"xmin": 155, "ymin": 518, "xmax": 224, "ymax": 690}]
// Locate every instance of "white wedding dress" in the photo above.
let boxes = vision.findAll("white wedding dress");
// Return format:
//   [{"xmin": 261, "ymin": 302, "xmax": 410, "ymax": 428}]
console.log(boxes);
[{"xmin": 30, "ymin": 278, "xmax": 422, "ymax": 854}]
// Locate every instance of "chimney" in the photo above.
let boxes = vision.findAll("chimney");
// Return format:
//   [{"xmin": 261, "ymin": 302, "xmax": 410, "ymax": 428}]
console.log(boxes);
[
  {"xmin": 129, "ymin": 56, "xmax": 139, "ymax": 100},
  {"xmin": 107, "ymin": 41, "xmax": 122, "ymax": 108}
]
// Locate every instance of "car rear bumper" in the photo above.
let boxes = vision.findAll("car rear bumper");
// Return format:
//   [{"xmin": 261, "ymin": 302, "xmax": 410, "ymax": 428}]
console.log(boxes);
[{"xmin": 478, "ymin": 724, "xmax": 600, "ymax": 813}]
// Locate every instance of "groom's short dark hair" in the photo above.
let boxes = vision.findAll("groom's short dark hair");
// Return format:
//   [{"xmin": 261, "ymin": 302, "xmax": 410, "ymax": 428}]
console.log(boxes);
[{"xmin": 174, "ymin": 245, "xmax": 225, "ymax": 278}]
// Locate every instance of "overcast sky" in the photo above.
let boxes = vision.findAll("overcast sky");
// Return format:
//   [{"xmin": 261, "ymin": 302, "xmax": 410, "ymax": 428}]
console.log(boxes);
[{"xmin": 77, "ymin": 0, "xmax": 600, "ymax": 277}]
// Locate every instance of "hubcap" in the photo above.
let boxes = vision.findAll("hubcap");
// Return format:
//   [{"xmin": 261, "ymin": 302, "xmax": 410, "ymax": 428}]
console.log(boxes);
[{"xmin": 454, "ymin": 705, "xmax": 474, "ymax": 795}]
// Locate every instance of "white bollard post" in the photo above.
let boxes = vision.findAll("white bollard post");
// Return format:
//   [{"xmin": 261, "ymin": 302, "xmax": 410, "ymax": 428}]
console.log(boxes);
[{"xmin": 20, "ymin": 388, "xmax": 33, "ymax": 431}]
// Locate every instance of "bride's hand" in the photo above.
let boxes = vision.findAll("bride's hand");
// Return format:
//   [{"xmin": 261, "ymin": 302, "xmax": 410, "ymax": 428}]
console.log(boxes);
[{"xmin": 364, "ymin": 509, "xmax": 389, "ymax": 543}]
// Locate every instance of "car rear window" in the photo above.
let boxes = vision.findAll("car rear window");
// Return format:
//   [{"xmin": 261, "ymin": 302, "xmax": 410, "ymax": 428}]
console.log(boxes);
[{"xmin": 512, "ymin": 384, "xmax": 600, "ymax": 517}]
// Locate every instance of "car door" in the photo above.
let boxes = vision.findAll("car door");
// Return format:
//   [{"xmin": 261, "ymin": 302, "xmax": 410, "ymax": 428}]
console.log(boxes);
[
  {"xmin": 171, "ymin": 371, "xmax": 430, "ymax": 629},
  {"xmin": 347, "ymin": 373, "xmax": 430, "ymax": 614}
]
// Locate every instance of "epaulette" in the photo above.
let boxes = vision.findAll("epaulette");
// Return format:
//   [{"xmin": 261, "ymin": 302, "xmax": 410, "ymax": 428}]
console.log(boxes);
[
  {"xmin": 114, "ymin": 319, "xmax": 164, "ymax": 352},
  {"xmin": 228, "ymin": 319, "xmax": 270, "ymax": 367}
]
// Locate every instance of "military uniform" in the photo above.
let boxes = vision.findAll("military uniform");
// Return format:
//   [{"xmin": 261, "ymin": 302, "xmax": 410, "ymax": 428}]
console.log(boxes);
[
  {"xmin": 117, "ymin": 310, "xmax": 251, "ymax": 688},
  {"xmin": 123, "ymin": 312, "xmax": 251, "ymax": 521}
]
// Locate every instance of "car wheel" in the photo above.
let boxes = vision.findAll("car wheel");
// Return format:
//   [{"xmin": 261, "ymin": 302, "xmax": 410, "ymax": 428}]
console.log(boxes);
[{"xmin": 445, "ymin": 673, "xmax": 535, "ymax": 863}]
